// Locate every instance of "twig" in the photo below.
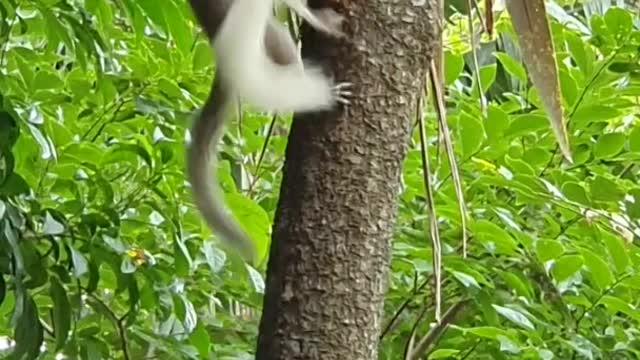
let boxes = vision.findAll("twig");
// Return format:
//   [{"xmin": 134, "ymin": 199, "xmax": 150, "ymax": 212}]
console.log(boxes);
[{"xmin": 407, "ymin": 299, "xmax": 470, "ymax": 360}]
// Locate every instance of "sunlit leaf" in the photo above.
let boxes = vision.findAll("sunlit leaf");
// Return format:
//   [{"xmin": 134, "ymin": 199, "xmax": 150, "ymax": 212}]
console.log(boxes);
[
  {"xmin": 457, "ymin": 112, "xmax": 485, "ymax": 158},
  {"xmin": 601, "ymin": 230, "xmax": 629, "ymax": 274},
  {"xmin": 579, "ymin": 248, "xmax": 613, "ymax": 290},
  {"xmin": 536, "ymin": 239, "xmax": 565, "ymax": 262},
  {"xmin": 69, "ymin": 245, "xmax": 89, "ymax": 278},
  {"xmin": 429, "ymin": 349, "xmax": 460, "ymax": 358},
  {"xmin": 629, "ymin": 127, "xmax": 640, "ymax": 153},
  {"xmin": 561, "ymin": 182, "xmax": 590, "ymax": 206},
  {"xmin": 552, "ymin": 255, "xmax": 584, "ymax": 282},
  {"xmin": 572, "ymin": 105, "xmax": 620, "ymax": 126},
  {"xmin": 190, "ymin": 323, "xmax": 211, "ymax": 358},
  {"xmin": 465, "ymin": 326, "xmax": 514, "ymax": 341},
  {"xmin": 593, "ymin": 133, "xmax": 626, "ymax": 159},
  {"xmin": 589, "ymin": 176, "xmax": 625, "ymax": 203},
  {"xmin": 43, "ymin": 212, "xmax": 65, "ymax": 235},
  {"xmin": 444, "ymin": 51, "xmax": 465, "ymax": 85}
]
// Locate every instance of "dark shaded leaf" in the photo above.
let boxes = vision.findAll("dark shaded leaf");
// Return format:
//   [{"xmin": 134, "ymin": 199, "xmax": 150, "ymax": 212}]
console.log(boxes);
[
  {"xmin": 50, "ymin": 276, "xmax": 71, "ymax": 349},
  {"xmin": 12, "ymin": 292, "xmax": 44, "ymax": 359}
]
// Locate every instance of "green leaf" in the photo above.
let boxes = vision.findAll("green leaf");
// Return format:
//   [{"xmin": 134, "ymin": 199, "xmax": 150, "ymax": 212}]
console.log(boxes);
[
  {"xmin": 12, "ymin": 292, "xmax": 44, "ymax": 359},
  {"xmin": 139, "ymin": 282, "xmax": 157, "ymax": 310},
  {"xmin": 629, "ymin": 126, "xmax": 640, "ymax": 153},
  {"xmin": 465, "ymin": 326, "xmax": 513, "ymax": 340},
  {"xmin": 102, "ymin": 143, "xmax": 153, "ymax": 168},
  {"xmin": 498, "ymin": 271, "xmax": 532, "ymax": 299},
  {"xmin": 246, "ymin": 265, "xmax": 265, "ymax": 294},
  {"xmin": 202, "ymin": 241, "xmax": 226, "ymax": 273},
  {"xmin": 571, "ymin": 143, "xmax": 591, "ymax": 165},
  {"xmin": 60, "ymin": 143, "xmax": 103, "ymax": 166},
  {"xmin": 49, "ymin": 276, "xmax": 71, "ymax": 350},
  {"xmin": 0, "ymin": 172, "xmax": 30, "ymax": 196},
  {"xmin": 572, "ymin": 105, "xmax": 620, "ymax": 127},
  {"xmin": 162, "ymin": 1, "xmax": 193, "ymax": 54},
  {"xmin": 193, "ymin": 41, "xmax": 213, "ymax": 71},
  {"xmin": 177, "ymin": 294, "xmax": 197, "ymax": 332},
  {"xmin": 579, "ymin": 248, "xmax": 613, "ymax": 290},
  {"xmin": 0, "ymin": 275, "xmax": 5, "ymax": 308},
  {"xmin": 190, "ymin": 323, "xmax": 211, "ymax": 358},
  {"xmin": 559, "ymin": 69, "xmax": 578, "ymax": 107},
  {"xmin": 536, "ymin": 239, "xmax": 565, "ymax": 262},
  {"xmin": 0, "ymin": 149, "xmax": 14, "ymax": 187},
  {"xmin": 120, "ymin": 258, "xmax": 137, "ymax": 274},
  {"xmin": 226, "ymin": 192, "xmax": 271, "ymax": 262},
  {"xmin": 86, "ymin": 0, "xmax": 114, "ymax": 32},
  {"xmin": 0, "ymin": 111, "xmax": 20, "ymax": 150},
  {"xmin": 622, "ymin": 275, "xmax": 640, "ymax": 290},
  {"xmin": 26, "ymin": 123, "xmax": 53, "ymax": 160},
  {"xmin": 474, "ymin": 64, "xmax": 497, "ymax": 93},
  {"xmin": 86, "ymin": 261, "xmax": 100, "ymax": 294},
  {"xmin": 38, "ymin": 5, "xmax": 73, "ymax": 51},
  {"xmin": 136, "ymin": 0, "xmax": 167, "ymax": 30},
  {"xmin": 158, "ymin": 78, "xmax": 183, "ymax": 99},
  {"xmin": 69, "ymin": 245, "xmax": 89, "ymax": 278},
  {"xmin": 174, "ymin": 239, "xmax": 193, "ymax": 278},
  {"xmin": 604, "ymin": 7, "xmax": 633, "ymax": 41},
  {"xmin": 3, "ymin": 220, "xmax": 25, "ymax": 275},
  {"xmin": 561, "ymin": 181, "xmax": 590, "ymax": 206},
  {"xmin": 451, "ymin": 271, "xmax": 481, "ymax": 289},
  {"xmin": 599, "ymin": 295, "xmax": 640, "ymax": 321},
  {"xmin": 494, "ymin": 52, "xmax": 527, "ymax": 82},
  {"xmin": 565, "ymin": 32, "xmax": 591, "ymax": 75},
  {"xmin": 429, "ymin": 349, "xmax": 460, "ymax": 358},
  {"xmin": 33, "ymin": 71, "xmax": 64, "ymax": 91},
  {"xmin": 589, "ymin": 175, "xmax": 625, "ymax": 203},
  {"xmin": 522, "ymin": 147, "xmax": 552, "ymax": 167},
  {"xmin": 444, "ymin": 51, "xmax": 464, "ymax": 85},
  {"xmin": 593, "ymin": 133, "xmax": 626, "ymax": 159},
  {"xmin": 601, "ymin": 230, "xmax": 629, "ymax": 274},
  {"xmin": 498, "ymin": 335, "xmax": 521, "ymax": 354},
  {"xmin": 476, "ymin": 64, "xmax": 497, "ymax": 94},
  {"xmin": 609, "ymin": 62, "xmax": 638, "ymax": 73},
  {"xmin": 43, "ymin": 212, "xmax": 65, "ymax": 235},
  {"xmin": 485, "ymin": 105, "xmax": 510, "ymax": 142},
  {"xmin": 538, "ymin": 349, "xmax": 554, "ymax": 360},
  {"xmin": 552, "ymin": 255, "xmax": 584, "ymax": 282},
  {"xmin": 505, "ymin": 155, "xmax": 535, "ymax": 176},
  {"xmin": 457, "ymin": 112, "xmax": 485, "ymax": 158},
  {"xmin": 566, "ymin": 334, "xmax": 596, "ymax": 359},
  {"xmin": 628, "ymin": 188, "xmax": 640, "ymax": 218},
  {"xmin": 507, "ymin": 114, "xmax": 548, "ymax": 137},
  {"xmin": 472, "ymin": 220, "xmax": 519, "ymax": 256},
  {"xmin": 493, "ymin": 305, "xmax": 535, "ymax": 330}
]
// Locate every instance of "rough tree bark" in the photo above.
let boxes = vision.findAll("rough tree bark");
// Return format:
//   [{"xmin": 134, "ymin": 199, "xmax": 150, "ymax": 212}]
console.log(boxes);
[{"xmin": 256, "ymin": 1, "xmax": 439, "ymax": 359}]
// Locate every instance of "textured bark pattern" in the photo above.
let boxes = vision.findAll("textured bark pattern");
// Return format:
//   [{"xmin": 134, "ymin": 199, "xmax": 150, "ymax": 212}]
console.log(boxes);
[{"xmin": 256, "ymin": 1, "xmax": 439, "ymax": 359}]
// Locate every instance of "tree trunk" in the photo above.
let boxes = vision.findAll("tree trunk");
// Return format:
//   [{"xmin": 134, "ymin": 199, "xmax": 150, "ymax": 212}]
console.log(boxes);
[{"xmin": 256, "ymin": 1, "xmax": 439, "ymax": 359}]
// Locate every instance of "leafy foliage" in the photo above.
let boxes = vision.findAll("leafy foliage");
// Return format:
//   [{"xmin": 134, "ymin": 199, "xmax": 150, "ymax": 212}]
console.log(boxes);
[
  {"xmin": 0, "ymin": 0, "xmax": 639, "ymax": 359},
  {"xmin": 384, "ymin": 2, "xmax": 640, "ymax": 359},
  {"xmin": 0, "ymin": 0, "xmax": 273, "ymax": 358}
]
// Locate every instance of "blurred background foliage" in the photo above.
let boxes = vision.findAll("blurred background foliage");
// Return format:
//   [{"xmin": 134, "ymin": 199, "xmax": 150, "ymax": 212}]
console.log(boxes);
[{"xmin": 1, "ymin": 0, "xmax": 640, "ymax": 358}]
